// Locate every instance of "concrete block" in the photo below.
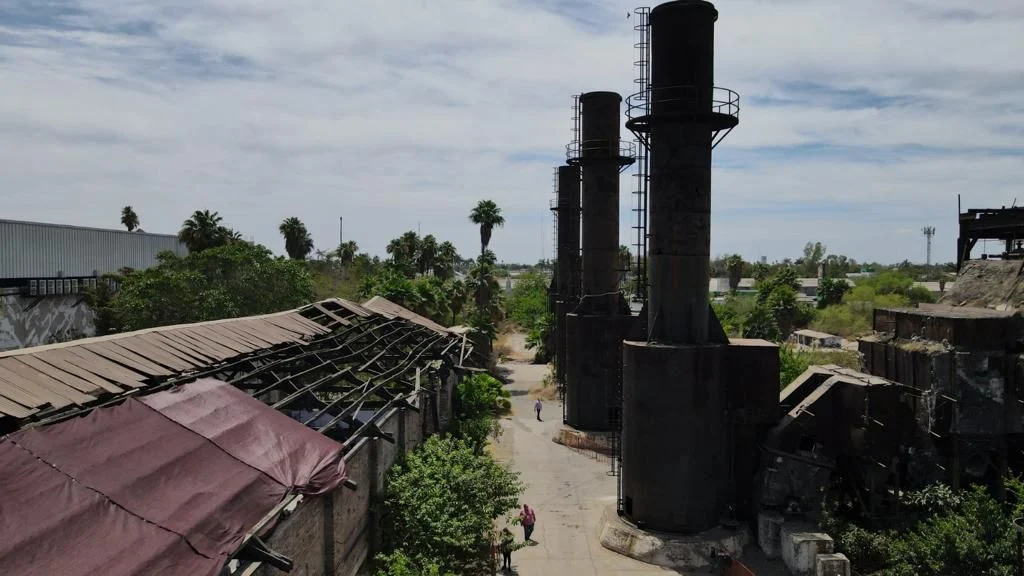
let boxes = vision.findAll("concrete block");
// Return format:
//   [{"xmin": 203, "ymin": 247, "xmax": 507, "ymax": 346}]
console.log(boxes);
[
  {"xmin": 757, "ymin": 511, "xmax": 785, "ymax": 558},
  {"xmin": 781, "ymin": 525, "xmax": 833, "ymax": 576},
  {"xmin": 815, "ymin": 553, "xmax": 850, "ymax": 576}
]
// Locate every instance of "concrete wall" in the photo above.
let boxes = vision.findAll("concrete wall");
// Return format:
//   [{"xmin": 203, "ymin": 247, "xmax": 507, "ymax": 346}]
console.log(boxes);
[
  {"xmin": 255, "ymin": 369, "xmax": 456, "ymax": 576},
  {"xmin": 0, "ymin": 293, "xmax": 95, "ymax": 352}
]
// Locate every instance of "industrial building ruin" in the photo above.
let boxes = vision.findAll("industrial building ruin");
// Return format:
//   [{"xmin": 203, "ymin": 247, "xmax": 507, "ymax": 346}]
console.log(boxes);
[
  {"xmin": 0, "ymin": 296, "xmax": 482, "ymax": 575},
  {"xmin": 957, "ymin": 204, "xmax": 1024, "ymax": 271}
]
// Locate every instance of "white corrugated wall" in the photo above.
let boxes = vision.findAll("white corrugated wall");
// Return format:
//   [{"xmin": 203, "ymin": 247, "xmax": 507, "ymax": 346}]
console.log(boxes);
[{"xmin": 0, "ymin": 219, "xmax": 188, "ymax": 278}]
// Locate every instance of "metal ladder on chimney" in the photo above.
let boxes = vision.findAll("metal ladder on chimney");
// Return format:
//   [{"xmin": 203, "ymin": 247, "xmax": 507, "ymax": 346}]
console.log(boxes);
[
  {"xmin": 610, "ymin": 7, "xmax": 652, "ymax": 514},
  {"xmin": 630, "ymin": 7, "xmax": 651, "ymax": 306}
]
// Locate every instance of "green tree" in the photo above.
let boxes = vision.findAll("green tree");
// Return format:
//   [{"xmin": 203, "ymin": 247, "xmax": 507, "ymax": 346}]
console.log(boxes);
[
  {"xmin": 178, "ymin": 210, "xmax": 235, "ymax": 253},
  {"xmin": 469, "ymin": 200, "xmax": 505, "ymax": 255},
  {"xmin": 374, "ymin": 551, "xmax": 453, "ymax": 576},
  {"xmin": 120, "ymin": 206, "xmax": 140, "ymax": 232},
  {"xmin": 387, "ymin": 231, "xmax": 422, "ymax": 278},
  {"xmin": 505, "ymin": 271, "xmax": 549, "ymax": 328},
  {"xmin": 418, "ymin": 234, "xmax": 438, "ymax": 276},
  {"xmin": 279, "ymin": 216, "xmax": 315, "ymax": 260},
  {"xmin": 443, "ymin": 279, "xmax": 468, "ymax": 325},
  {"xmin": 434, "ymin": 241, "xmax": 459, "ymax": 280},
  {"xmin": 100, "ymin": 243, "xmax": 313, "ymax": 331},
  {"xmin": 752, "ymin": 262, "xmax": 770, "ymax": 283},
  {"xmin": 779, "ymin": 346, "xmax": 811, "ymax": 388},
  {"xmin": 335, "ymin": 240, "xmax": 359, "ymax": 266},
  {"xmin": 744, "ymin": 267, "xmax": 810, "ymax": 341},
  {"xmin": 467, "ymin": 256, "xmax": 502, "ymax": 324},
  {"xmin": 817, "ymin": 276, "xmax": 851, "ymax": 309},
  {"xmin": 725, "ymin": 254, "xmax": 744, "ymax": 292},
  {"xmin": 377, "ymin": 435, "xmax": 523, "ymax": 574},
  {"xmin": 800, "ymin": 241, "xmax": 827, "ymax": 276}
]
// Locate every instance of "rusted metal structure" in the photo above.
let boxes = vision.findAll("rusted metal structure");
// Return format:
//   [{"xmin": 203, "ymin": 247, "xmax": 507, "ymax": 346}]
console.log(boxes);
[
  {"xmin": 563, "ymin": 92, "xmax": 636, "ymax": 431},
  {"xmin": 552, "ymin": 164, "xmax": 582, "ymax": 392},
  {"xmin": 957, "ymin": 205, "xmax": 1024, "ymax": 271},
  {"xmin": 619, "ymin": 0, "xmax": 778, "ymax": 533},
  {"xmin": 860, "ymin": 304, "xmax": 1024, "ymax": 497}
]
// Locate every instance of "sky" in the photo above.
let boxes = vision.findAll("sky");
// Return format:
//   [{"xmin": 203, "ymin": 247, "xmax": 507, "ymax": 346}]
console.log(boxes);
[{"xmin": 1, "ymin": 0, "xmax": 1022, "ymax": 266}]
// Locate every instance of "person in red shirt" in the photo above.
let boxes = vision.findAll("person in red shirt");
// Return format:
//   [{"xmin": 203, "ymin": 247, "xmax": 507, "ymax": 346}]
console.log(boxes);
[{"xmin": 519, "ymin": 504, "xmax": 537, "ymax": 542}]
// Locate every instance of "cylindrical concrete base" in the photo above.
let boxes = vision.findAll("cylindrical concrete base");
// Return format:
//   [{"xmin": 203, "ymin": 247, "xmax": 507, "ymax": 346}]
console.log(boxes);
[
  {"xmin": 621, "ymin": 340, "xmax": 728, "ymax": 533},
  {"xmin": 564, "ymin": 314, "xmax": 635, "ymax": 431}
]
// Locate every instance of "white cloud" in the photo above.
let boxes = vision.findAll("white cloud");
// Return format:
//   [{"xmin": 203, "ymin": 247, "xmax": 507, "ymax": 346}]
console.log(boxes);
[{"xmin": 0, "ymin": 0, "xmax": 1021, "ymax": 266}]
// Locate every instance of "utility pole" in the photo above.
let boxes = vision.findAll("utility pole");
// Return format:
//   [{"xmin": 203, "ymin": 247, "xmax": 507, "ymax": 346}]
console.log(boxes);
[
  {"xmin": 922, "ymin": 226, "xmax": 936, "ymax": 266},
  {"xmin": 339, "ymin": 216, "xmax": 343, "ymax": 247}
]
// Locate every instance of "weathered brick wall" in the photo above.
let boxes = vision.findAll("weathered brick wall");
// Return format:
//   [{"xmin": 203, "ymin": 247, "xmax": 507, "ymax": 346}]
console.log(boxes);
[
  {"xmin": 255, "ymin": 382, "xmax": 450, "ymax": 576},
  {"xmin": 335, "ymin": 438, "xmax": 372, "ymax": 576},
  {"xmin": 255, "ymin": 492, "xmax": 326, "ymax": 576}
]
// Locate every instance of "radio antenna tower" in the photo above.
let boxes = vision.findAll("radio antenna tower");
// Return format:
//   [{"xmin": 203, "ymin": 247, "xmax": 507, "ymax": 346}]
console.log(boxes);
[{"xmin": 922, "ymin": 226, "xmax": 936, "ymax": 266}]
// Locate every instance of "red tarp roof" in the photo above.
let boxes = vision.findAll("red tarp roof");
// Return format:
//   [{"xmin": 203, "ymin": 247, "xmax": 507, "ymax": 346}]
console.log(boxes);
[{"xmin": 0, "ymin": 378, "xmax": 346, "ymax": 576}]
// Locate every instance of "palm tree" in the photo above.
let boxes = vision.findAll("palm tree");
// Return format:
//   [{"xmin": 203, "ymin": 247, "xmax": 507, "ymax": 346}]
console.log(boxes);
[
  {"xmin": 418, "ymin": 235, "xmax": 438, "ymax": 276},
  {"xmin": 469, "ymin": 200, "xmax": 505, "ymax": 255},
  {"xmin": 726, "ymin": 254, "xmax": 744, "ymax": 293},
  {"xmin": 335, "ymin": 240, "xmax": 359, "ymax": 267},
  {"xmin": 121, "ymin": 206, "xmax": 140, "ymax": 232},
  {"xmin": 279, "ymin": 217, "xmax": 314, "ymax": 260},
  {"xmin": 435, "ymin": 241, "xmax": 459, "ymax": 280},
  {"xmin": 179, "ymin": 210, "xmax": 230, "ymax": 253},
  {"xmin": 444, "ymin": 278, "xmax": 467, "ymax": 325}
]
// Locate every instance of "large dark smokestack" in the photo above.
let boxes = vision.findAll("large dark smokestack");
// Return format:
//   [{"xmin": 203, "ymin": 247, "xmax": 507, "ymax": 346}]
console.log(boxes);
[
  {"xmin": 620, "ymin": 0, "xmax": 747, "ymax": 534},
  {"xmin": 645, "ymin": 0, "xmax": 735, "ymax": 345},
  {"xmin": 563, "ymin": 92, "xmax": 635, "ymax": 430},
  {"xmin": 554, "ymin": 164, "xmax": 581, "ymax": 387},
  {"xmin": 556, "ymin": 165, "xmax": 581, "ymax": 303},
  {"xmin": 579, "ymin": 92, "xmax": 626, "ymax": 313}
]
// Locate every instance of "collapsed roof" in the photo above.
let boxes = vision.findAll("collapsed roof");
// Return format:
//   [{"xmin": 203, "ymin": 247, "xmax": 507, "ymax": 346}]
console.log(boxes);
[{"xmin": 0, "ymin": 296, "xmax": 480, "ymax": 575}]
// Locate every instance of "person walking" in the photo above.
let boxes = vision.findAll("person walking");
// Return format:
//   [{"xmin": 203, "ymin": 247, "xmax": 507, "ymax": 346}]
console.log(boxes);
[
  {"xmin": 534, "ymin": 398, "xmax": 543, "ymax": 421},
  {"xmin": 519, "ymin": 504, "xmax": 537, "ymax": 542},
  {"xmin": 499, "ymin": 527, "xmax": 515, "ymax": 571}
]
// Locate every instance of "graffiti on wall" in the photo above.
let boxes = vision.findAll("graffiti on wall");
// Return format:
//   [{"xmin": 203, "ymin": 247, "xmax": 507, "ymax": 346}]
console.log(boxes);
[{"xmin": 0, "ymin": 294, "xmax": 96, "ymax": 352}]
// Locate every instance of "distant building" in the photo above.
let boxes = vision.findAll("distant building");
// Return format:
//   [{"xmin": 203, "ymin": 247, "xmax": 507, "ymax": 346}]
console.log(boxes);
[
  {"xmin": 709, "ymin": 277, "xmax": 853, "ymax": 298},
  {"xmin": 0, "ymin": 218, "xmax": 187, "ymax": 351},
  {"xmin": 791, "ymin": 329, "xmax": 842, "ymax": 349}
]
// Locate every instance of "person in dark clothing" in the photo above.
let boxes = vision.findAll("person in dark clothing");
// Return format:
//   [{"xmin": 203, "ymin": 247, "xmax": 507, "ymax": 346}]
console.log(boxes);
[{"xmin": 499, "ymin": 527, "xmax": 515, "ymax": 570}]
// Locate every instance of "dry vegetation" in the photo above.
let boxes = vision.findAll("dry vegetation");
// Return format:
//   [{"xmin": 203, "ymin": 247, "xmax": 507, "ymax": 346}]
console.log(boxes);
[
  {"xmin": 528, "ymin": 365, "xmax": 559, "ymax": 400},
  {"xmin": 796, "ymin": 347, "xmax": 862, "ymax": 370}
]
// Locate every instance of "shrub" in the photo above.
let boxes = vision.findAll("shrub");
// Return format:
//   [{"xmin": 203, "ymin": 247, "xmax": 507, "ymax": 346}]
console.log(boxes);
[{"xmin": 376, "ymin": 436, "xmax": 523, "ymax": 575}]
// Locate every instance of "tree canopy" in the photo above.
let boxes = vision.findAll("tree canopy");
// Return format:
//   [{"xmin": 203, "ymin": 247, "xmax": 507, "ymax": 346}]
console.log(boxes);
[
  {"xmin": 120, "ymin": 206, "xmax": 139, "ymax": 232},
  {"xmin": 279, "ymin": 216, "xmax": 315, "ymax": 260},
  {"xmin": 178, "ymin": 210, "xmax": 240, "ymax": 253},
  {"xmin": 468, "ymin": 200, "xmax": 504, "ymax": 255},
  {"xmin": 96, "ymin": 242, "xmax": 314, "ymax": 332}
]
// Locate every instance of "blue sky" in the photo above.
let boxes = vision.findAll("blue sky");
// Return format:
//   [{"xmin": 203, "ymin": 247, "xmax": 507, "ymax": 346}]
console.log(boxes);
[{"xmin": 1, "ymin": 0, "xmax": 1022, "ymax": 265}]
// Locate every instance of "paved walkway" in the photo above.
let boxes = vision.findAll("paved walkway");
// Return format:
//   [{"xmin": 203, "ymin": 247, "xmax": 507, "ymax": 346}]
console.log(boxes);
[
  {"xmin": 491, "ymin": 361, "xmax": 675, "ymax": 575},
  {"xmin": 491, "ymin": 360, "xmax": 787, "ymax": 576}
]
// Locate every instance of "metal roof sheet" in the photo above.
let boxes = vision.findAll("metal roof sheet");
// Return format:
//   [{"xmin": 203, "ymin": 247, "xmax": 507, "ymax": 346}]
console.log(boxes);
[
  {"xmin": 0, "ymin": 308, "xmax": 328, "ymax": 422},
  {"xmin": 362, "ymin": 296, "xmax": 450, "ymax": 334}
]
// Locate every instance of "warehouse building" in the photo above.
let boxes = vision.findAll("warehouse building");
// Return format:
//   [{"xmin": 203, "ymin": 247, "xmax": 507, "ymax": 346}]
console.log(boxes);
[{"xmin": 0, "ymin": 218, "xmax": 187, "ymax": 351}]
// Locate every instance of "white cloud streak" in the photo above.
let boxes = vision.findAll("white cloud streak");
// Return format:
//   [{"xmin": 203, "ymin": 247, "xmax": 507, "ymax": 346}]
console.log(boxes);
[{"xmin": 0, "ymin": 0, "xmax": 1021, "ymax": 265}]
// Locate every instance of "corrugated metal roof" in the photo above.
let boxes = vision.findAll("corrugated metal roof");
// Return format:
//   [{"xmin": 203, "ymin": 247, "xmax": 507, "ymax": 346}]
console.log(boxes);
[
  {"xmin": 0, "ymin": 218, "xmax": 187, "ymax": 279},
  {"xmin": 0, "ymin": 309, "xmax": 329, "ymax": 419},
  {"xmin": 361, "ymin": 296, "xmax": 450, "ymax": 334}
]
